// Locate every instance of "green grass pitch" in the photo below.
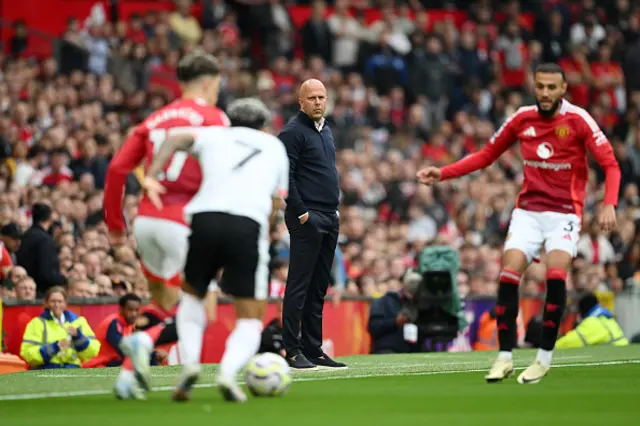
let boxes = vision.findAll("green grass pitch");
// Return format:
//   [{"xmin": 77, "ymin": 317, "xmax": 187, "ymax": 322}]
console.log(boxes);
[{"xmin": 1, "ymin": 346, "xmax": 638, "ymax": 426}]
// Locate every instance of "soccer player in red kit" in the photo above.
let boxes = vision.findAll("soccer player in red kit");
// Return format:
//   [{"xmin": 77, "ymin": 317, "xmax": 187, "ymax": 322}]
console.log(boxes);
[
  {"xmin": 417, "ymin": 63, "xmax": 620, "ymax": 384},
  {"xmin": 104, "ymin": 51, "xmax": 229, "ymax": 399}
]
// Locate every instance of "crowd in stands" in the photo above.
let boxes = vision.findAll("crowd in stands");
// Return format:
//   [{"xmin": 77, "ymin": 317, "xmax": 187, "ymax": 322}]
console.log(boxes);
[{"xmin": 1, "ymin": 0, "xmax": 640, "ymax": 305}]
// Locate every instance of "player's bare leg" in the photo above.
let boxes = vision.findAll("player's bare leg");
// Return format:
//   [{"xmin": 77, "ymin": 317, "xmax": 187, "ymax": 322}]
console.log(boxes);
[
  {"xmin": 486, "ymin": 249, "xmax": 528, "ymax": 383},
  {"xmin": 216, "ymin": 299, "xmax": 266, "ymax": 403},
  {"xmin": 518, "ymin": 250, "xmax": 571, "ymax": 384}
]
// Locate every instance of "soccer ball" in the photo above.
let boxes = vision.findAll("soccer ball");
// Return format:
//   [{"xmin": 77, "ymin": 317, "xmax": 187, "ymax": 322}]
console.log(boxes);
[{"xmin": 244, "ymin": 352, "xmax": 293, "ymax": 397}]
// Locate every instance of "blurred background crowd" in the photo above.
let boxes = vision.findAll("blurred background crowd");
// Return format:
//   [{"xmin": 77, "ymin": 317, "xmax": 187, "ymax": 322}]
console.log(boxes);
[{"xmin": 1, "ymin": 0, "xmax": 640, "ymax": 305}]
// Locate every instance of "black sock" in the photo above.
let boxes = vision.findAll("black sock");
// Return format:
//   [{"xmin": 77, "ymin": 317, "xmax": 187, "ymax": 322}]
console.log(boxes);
[
  {"xmin": 496, "ymin": 270, "xmax": 521, "ymax": 352},
  {"xmin": 155, "ymin": 317, "xmax": 179, "ymax": 346},
  {"xmin": 540, "ymin": 271, "xmax": 567, "ymax": 351}
]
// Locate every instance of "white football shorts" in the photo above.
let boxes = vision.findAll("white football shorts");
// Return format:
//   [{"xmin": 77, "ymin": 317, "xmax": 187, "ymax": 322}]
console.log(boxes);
[
  {"xmin": 504, "ymin": 208, "xmax": 581, "ymax": 263},
  {"xmin": 132, "ymin": 216, "xmax": 190, "ymax": 284}
]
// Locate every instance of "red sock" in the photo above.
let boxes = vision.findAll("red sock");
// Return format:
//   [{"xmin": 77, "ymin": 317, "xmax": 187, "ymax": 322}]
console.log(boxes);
[
  {"xmin": 122, "ymin": 357, "xmax": 133, "ymax": 371},
  {"xmin": 143, "ymin": 323, "xmax": 165, "ymax": 344}
]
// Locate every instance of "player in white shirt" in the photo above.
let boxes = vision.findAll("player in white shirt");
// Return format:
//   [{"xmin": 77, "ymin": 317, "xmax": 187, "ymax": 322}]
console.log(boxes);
[{"xmin": 142, "ymin": 98, "xmax": 289, "ymax": 403}]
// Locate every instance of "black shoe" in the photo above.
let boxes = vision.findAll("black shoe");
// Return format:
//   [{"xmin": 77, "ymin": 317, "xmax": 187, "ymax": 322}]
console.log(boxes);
[
  {"xmin": 306, "ymin": 353, "xmax": 348, "ymax": 369},
  {"xmin": 286, "ymin": 353, "xmax": 318, "ymax": 370}
]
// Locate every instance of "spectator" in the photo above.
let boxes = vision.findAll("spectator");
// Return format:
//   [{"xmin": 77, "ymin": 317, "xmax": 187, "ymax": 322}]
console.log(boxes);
[
  {"xmin": 95, "ymin": 274, "xmax": 114, "ymax": 296},
  {"xmin": 201, "ymin": 0, "xmax": 227, "ymax": 31},
  {"xmin": 9, "ymin": 20, "xmax": 29, "ymax": 58},
  {"xmin": 16, "ymin": 203, "xmax": 66, "ymax": 295},
  {"xmin": 169, "ymin": 0, "xmax": 202, "ymax": 47},
  {"xmin": 262, "ymin": 0, "xmax": 294, "ymax": 61},
  {"xmin": 68, "ymin": 278, "xmax": 95, "ymax": 298},
  {"xmin": 556, "ymin": 292, "xmax": 628, "ymax": 348},
  {"xmin": 84, "ymin": 293, "xmax": 142, "ymax": 368},
  {"xmin": 570, "ymin": 12, "xmax": 606, "ymax": 52},
  {"xmin": 301, "ymin": 1, "xmax": 333, "ymax": 64},
  {"xmin": 0, "ymin": 223, "xmax": 22, "ymax": 264},
  {"xmin": 368, "ymin": 269, "xmax": 420, "ymax": 354},
  {"xmin": 14, "ymin": 277, "xmax": 36, "ymax": 301},
  {"xmin": 408, "ymin": 36, "xmax": 448, "ymax": 129},
  {"xmin": 577, "ymin": 218, "xmax": 616, "ymax": 265},
  {"xmin": 37, "ymin": 148, "xmax": 73, "ymax": 187},
  {"xmin": 8, "ymin": 266, "xmax": 28, "ymax": 288},
  {"xmin": 20, "ymin": 286, "xmax": 100, "ymax": 369},
  {"xmin": 269, "ymin": 258, "xmax": 288, "ymax": 298},
  {"xmin": 328, "ymin": 0, "xmax": 363, "ymax": 73},
  {"xmin": 0, "ymin": 223, "xmax": 20, "ymax": 277}
]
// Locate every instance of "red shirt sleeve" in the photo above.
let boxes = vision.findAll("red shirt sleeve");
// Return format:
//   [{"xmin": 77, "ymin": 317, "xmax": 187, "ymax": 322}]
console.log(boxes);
[
  {"xmin": 441, "ymin": 111, "xmax": 520, "ymax": 181},
  {"xmin": 0, "ymin": 244, "xmax": 12, "ymax": 273},
  {"xmin": 578, "ymin": 111, "xmax": 621, "ymax": 206},
  {"xmin": 104, "ymin": 125, "xmax": 148, "ymax": 233}
]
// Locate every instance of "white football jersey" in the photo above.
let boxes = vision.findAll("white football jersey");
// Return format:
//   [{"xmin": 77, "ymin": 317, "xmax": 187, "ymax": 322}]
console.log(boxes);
[{"xmin": 182, "ymin": 126, "xmax": 289, "ymax": 229}]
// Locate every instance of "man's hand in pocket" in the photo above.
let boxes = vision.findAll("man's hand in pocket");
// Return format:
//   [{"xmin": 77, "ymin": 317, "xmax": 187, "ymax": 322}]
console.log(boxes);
[{"xmin": 299, "ymin": 212, "xmax": 309, "ymax": 224}]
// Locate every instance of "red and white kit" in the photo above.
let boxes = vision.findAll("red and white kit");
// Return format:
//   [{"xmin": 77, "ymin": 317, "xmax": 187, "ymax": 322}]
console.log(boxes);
[
  {"xmin": 104, "ymin": 98, "xmax": 229, "ymax": 285},
  {"xmin": 441, "ymin": 99, "xmax": 621, "ymax": 262}
]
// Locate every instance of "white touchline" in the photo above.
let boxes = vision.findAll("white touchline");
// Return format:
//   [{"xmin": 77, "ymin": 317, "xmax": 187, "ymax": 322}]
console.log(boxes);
[
  {"xmin": 2, "ymin": 359, "xmax": 638, "ymax": 402},
  {"xmin": 32, "ymin": 355, "xmax": 596, "ymax": 379}
]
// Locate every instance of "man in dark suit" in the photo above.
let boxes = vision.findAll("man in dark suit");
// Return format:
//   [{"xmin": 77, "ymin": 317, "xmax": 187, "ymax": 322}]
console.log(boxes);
[
  {"xmin": 278, "ymin": 79, "xmax": 345, "ymax": 370},
  {"xmin": 17, "ymin": 203, "xmax": 66, "ymax": 296}
]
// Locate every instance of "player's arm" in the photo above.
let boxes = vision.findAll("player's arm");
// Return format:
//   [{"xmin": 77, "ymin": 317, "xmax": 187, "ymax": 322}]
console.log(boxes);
[
  {"xmin": 580, "ymin": 112, "xmax": 621, "ymax": 230},
  {"xmin": 146, "ymin": 131, "xmax": 197, "ymax": 178},
  {"xmin": 104, "ymin": 125, "xmax": 148, "ymax": 236},
  {"xmin": 442, "ymin": 116, "xmax": 519, "ymax": 179},
  {"xmin": 418, "ymin": 112, "xmax": 519, "ymax": 184}
]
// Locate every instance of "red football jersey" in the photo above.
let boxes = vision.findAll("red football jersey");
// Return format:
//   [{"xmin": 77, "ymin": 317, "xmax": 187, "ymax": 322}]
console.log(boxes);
[
  {"xmin": 441, "ymin": 100, "xmax": 621, "ymax": 218},
  {"xmin": 104, "ymin": 98, "xmax": 230, "ymax": 233}
]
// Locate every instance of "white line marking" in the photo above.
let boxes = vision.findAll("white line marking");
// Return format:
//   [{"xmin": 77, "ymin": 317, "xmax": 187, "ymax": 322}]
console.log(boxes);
[
  {"xmin": 2, "ymin": 359, "xmax": 638, "ymax": 402},
  {"xmin": 34, "ymin": 356, "xmax": 594, "ymax": 379}
]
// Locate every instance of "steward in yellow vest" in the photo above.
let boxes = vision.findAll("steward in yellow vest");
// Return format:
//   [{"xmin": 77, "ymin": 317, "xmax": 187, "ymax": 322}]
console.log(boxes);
[{"xmin": 556, "ymin": 293, "xmax": 628, "ymax": 349}]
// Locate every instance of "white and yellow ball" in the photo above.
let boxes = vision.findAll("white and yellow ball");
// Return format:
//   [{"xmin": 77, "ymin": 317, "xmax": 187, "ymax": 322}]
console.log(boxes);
[{"xmin": 244, "ymin": 352, "xmax": 292, "ymax": 397}]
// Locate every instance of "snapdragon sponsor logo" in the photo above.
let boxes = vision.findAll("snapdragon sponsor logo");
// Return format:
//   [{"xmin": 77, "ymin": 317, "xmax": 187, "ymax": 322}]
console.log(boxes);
[{"xmin": 523, "ymin": 160, "xmax": 572, "ymax": 171}]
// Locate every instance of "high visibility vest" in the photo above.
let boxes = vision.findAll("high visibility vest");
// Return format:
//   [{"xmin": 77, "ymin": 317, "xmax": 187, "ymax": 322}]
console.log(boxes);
[
  {"xmin": 556, "ymin": 316, "xmax": 629, "ymax": 349},
  {"xmin": 474, "ymin": 311, "xmax": 525, "ymax": 351},
  {"xmin": 83, "ymin": 313, "xmax": 134, "ymax": 368}
]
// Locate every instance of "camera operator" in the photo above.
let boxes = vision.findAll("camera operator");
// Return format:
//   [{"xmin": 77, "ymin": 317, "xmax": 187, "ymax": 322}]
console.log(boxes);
[{"xmin": 367, "ymin": 270, "xmax": 422, "ymax": 354}]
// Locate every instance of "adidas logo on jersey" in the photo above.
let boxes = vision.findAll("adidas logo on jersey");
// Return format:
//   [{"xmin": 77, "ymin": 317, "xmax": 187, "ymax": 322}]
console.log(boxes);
[{"xmin": 522, "ymin": 127, "xmax": 536, "ymax": 137}]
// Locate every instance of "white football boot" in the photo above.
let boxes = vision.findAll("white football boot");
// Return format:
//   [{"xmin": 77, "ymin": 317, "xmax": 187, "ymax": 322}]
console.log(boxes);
[
  {"xmin": 517, "ymin": 361, "xmax": 550, "ymax": 384},
  {"xmin": 119, "ymin": 333, "xmax": 153, "ymax": 391},
  {"xmin": 485, "ymin": 358, "xmax": 514, "ymax": 383}
]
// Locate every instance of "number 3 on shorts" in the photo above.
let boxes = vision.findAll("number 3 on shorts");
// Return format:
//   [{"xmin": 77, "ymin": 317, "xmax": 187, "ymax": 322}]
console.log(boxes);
[
  {"xmin": 149, "ymin": 128, "xmax": 188, "ymax": 182},
  {"xmin": 563, "ymin": 221, "xmax": 575, "ymax": 232}
]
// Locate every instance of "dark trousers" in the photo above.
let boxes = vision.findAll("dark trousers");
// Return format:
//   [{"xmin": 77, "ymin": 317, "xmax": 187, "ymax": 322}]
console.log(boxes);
[{"xmin": 282, "ymin": 209, "xmax": 339, "ymax": 357}]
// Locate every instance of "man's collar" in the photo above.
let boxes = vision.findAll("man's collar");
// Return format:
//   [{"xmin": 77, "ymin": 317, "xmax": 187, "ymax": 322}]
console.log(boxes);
[{"xmin": 297, "ymin": 110, "xmax": 325, "ymax": 131}]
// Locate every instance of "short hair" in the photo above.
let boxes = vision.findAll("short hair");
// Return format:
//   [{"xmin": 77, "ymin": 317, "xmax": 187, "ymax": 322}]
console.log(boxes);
[
  {"xmin": 578, "ymin": 293, "xmax": 599, "ymax": 317},
  {"xmin": 227, "ymin": 98, "xmax": 272, "ymax": 129},
  {"xmin": 176, "ymin": 51, "xmax": 221, "ymax": 84},
  {"xmin": 119, "ymin": 293, "xmax": 141, "ymax": 307},
  {"xmin": 32, "ymin": 202, "xmax": 53, "ymax": 224},
  {"xmin": 534, "ymin": 63, "xmax": 566, "ymax": 81},
  {"xmin": 46, "ymin": 286, "xmax": 68, "ymax": 302}
]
